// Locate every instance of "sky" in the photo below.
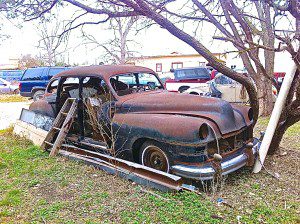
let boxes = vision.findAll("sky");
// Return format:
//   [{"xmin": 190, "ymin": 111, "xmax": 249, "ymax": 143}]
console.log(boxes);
[
  {"xmin": 0, "ymin": 2, "xmax": 227, "ymax": 67},
  {"xmin": 0, "ymin": 13, "xmax": 203, "ymax": 65},
  {"xmin": 0, "ymin": 2, "xmax": 296, "ymax": 73}
]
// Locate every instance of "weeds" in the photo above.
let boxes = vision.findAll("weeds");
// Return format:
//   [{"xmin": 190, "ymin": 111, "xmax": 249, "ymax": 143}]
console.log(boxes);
[{"xmin": 0, "ymin": 123, "xmax": 299, "ymax": 223}]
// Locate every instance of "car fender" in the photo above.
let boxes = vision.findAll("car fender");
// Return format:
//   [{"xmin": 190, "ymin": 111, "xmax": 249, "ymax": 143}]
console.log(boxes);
[
  {"xmin": 113, "ymin": 112, "xmax": 221, "ymax": 148},
  {"xmin": 29, "ymin": 99, "xmax": 56, "ymax": 118}
]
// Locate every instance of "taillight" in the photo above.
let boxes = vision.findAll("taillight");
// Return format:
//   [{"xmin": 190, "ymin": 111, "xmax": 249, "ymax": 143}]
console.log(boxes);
[{"xmin": 19, "ymin": 83, "xmax": 22, "ymax": 90}]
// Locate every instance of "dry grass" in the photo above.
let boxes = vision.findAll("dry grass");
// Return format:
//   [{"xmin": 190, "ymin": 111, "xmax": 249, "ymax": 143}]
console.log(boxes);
[
  {"xmin": 0, "ymin": 119, "xmax": 299, "ymax": 223},
  {"xmin": 0, "ymin": 94, "xmax": 29, "ymax": 103}
]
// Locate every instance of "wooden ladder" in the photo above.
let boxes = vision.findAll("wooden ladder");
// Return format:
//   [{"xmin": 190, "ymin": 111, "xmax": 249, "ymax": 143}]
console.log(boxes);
[{"xmin": 41, "ymin": 98, "xmax": 78, "ymax": 157}]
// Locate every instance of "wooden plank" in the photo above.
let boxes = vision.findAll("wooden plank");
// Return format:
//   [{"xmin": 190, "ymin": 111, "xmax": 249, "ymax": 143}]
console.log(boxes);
[{"xmin": 13, "ymin": 120, "xmax": 48, "ymax": 146}]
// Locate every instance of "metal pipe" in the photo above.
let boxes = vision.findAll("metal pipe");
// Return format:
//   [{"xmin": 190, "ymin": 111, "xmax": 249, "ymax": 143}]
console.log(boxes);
[{"xmin": 253, "ymin": 63, "xmax": 297, "ymax": 173}]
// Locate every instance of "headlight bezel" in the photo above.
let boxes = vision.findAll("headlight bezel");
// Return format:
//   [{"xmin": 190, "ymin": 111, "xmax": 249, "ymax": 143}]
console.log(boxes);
[{"xmin": 199, "ymin": 123, "xmax": 209, "ymax": 140}]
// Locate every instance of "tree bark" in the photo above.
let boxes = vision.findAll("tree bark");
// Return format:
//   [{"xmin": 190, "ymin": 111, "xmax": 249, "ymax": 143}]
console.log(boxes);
[
  {"xmin": 255, "ymin": 75, "xmax": 274, "ymax": 116},
  {"xmin": 129, "ymin": 0, "xmax": 259, "ymax": 123}
]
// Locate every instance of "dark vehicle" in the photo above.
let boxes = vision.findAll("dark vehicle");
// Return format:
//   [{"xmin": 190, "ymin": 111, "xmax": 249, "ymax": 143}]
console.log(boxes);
[
  {"xmin": 19, "ymin": 67, "xmax": 70, "ymax": 101},
  {"xmin": 165, "ymin": 67, "xmax": 212, "ymax": 93},
  {"xmin": 0, "ymin": 70, "xmax": 24, "ymax": 83},
  {"xmin": 29, "ymin": 65, "xmax": 258, "ymax": 180}
]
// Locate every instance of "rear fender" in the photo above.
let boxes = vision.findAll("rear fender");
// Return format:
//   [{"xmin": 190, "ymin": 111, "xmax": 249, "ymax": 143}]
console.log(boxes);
[{"xmin": 29, "ymin": 100, "xmax": 56, "ymax": 118}]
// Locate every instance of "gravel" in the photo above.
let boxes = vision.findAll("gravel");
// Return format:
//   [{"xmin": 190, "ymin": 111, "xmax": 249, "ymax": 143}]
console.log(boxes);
[{"xmin": 0, "ymin": 102, "xmax": 30, "ymax": 130}]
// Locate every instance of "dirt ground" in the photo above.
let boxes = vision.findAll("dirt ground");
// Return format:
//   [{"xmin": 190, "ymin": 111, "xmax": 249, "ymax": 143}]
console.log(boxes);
[
  {"xmin": 0, "ymin": 101, "xmax": 30, "ymax": 130},
  {"xmin": 0, "ymin": 119, "xmax": 299, "ymax": 223}
]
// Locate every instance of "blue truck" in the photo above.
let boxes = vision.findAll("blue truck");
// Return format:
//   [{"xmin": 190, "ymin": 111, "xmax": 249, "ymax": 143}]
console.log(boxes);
[{"xmin": 19, "ymin": 66, "xmax": 70, "ymax": 101}]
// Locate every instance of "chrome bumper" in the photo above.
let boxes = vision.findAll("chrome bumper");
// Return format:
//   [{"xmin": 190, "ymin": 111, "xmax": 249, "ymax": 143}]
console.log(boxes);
[{"xmin": 171, "ymin": 139, "xmax": 260, "ymax": 180}]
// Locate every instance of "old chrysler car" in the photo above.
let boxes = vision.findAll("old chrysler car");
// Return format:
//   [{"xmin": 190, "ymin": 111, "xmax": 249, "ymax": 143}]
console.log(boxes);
[{"xmin": 29, "ymin": 65, "xmax": 258, "ymax": 180}]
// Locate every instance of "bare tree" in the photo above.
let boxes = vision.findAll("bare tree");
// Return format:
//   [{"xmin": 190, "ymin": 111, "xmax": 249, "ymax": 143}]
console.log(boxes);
[
  {"xmin": 83, "ymin": 16, "xmax": 139, "ymax": 64},
  {"xmin": 18, "ymin": 54, "xmax": 44, "ymax": 69},
  {"xmin": 36, "ymin": 17, "xmax": 69, "ymax": 66},
  {"xmin": 3, "ymin": 0, "xmax": 299, "ymax": 154}
]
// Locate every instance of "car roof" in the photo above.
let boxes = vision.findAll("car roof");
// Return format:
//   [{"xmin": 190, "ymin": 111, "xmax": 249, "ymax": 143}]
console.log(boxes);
[
  {"xmin": 27, "ymin": 66, "xmax": 70, "ymax": 69},
  {"xmin": 53, "ymin": 65, "xmax": 155, "ymax": 81}
]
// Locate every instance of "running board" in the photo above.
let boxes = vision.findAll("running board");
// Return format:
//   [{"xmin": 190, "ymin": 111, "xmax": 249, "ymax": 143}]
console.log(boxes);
[
  {"xmin": 59, "ymin": 144, "xmax": 184, "ymax": 192},
  {"xmin": 14, "ymin": 119, "xmax": 185, "ymax": 192}
]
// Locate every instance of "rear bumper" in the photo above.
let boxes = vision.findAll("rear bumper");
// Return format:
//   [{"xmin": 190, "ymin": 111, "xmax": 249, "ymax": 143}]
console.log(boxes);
[{"xmin": 171, "ymin": 139, "xmax": 260, "ymax": 180}]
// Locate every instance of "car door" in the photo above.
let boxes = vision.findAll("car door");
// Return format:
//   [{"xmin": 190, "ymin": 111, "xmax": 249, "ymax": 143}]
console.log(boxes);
[{"xmin": 21, "ymin": 67, "xmax": 46, "ymax": 93}]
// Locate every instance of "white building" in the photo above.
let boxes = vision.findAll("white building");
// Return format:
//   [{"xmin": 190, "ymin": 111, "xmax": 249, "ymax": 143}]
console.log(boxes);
[
  {"xmin": 128, "ymin": 52, "xmax": 226, "ymax": 75},
  {"xmin": 0, "ymin": 58, "xmax": 19, "ymax": 70}
]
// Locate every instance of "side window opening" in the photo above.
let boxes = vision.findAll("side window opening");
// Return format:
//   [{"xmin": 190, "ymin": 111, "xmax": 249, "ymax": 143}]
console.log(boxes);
[
  {"xmin": 58, "ymin": 77, "xmax": 111, "ymax": 105},
  {"xmin": 47, "ymin": 79, "xmax": 59, "ymax": 93},
  {"xmin": 22, "ymin": 68, "xmax": 45, "ymax": 81},
  {"xmin": 110, "ymin": 73, "xmax": 163, "ymax": 96}
]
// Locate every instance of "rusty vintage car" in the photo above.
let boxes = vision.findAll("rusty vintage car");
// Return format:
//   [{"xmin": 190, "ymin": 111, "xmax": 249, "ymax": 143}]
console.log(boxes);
[{"xmin": 29, "ymin": 65, "xmax": 258, "ymax": 180}]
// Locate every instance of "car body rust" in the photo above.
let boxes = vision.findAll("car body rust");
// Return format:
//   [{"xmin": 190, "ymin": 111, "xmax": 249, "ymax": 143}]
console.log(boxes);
[{"xmin": 29, "ymin": 65, "xmax": 258, "ymax": 180}]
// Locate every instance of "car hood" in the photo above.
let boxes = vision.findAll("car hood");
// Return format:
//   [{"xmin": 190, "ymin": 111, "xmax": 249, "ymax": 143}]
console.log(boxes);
[{"xmin": 119, "ymin": 91, "xmax": 252, "ymax": 135}]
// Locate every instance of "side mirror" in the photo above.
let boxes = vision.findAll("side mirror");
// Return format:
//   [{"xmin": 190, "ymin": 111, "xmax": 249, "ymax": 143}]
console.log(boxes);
[{"xmin": 170, "ymin": 68, "xmax": 174, "ymax": 73}]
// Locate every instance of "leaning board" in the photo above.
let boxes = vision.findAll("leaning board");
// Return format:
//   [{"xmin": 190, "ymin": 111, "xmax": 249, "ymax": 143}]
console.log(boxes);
[{"xmin": 13, "ymin": 119, "xmax": 48, "ymax": 146}]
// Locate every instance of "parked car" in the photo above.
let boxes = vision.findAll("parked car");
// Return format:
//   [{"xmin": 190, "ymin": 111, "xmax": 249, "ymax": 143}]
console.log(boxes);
[
  {"xmin": 184, "ymin": 74, "xmax": 249, "ymax": 103},
  {"xmin": 19, "ymin": 66, "xmax": 70, "ymax": 101},
  {"xmin": 0, "ymin": 78, "xmax": 19, "ymax": 94},
  {"xmin": 185, "ymin": 73, "xmax": 277, "ymax": 103},
  {"xmin": 29, "ymin": 65, "xmax": 258, "ymax": 180},
  {"xmin": 165, "ymin": 67, "xmax": 212, "ymax": 93}
]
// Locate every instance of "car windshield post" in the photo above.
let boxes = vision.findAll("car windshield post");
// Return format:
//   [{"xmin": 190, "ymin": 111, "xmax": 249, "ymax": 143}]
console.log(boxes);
[{"xmin": 78, "ymin": 77, "xmax": 85, "ymax": 140}]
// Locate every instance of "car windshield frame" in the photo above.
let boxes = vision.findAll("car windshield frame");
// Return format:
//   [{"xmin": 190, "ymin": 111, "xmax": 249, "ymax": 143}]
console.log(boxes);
[{"xmin": 109, "ymin": 72, "xmax": 164, "ymax": 97}]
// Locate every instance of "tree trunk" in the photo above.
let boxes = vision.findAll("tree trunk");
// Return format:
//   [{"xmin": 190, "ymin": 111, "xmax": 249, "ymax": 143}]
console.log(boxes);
[
  {"xmin": 269, "ymin": 115, "xmax": 300, "ymax": 154},
  {"xmin": 254, "ymin": 75, "xmax": 274, "ymax": 116}
]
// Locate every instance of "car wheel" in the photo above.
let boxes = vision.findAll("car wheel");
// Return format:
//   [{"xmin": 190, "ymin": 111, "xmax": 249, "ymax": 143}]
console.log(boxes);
[
  {"xmin": 13, "ymin": 89, "xmax": 20, "ymax": 94},
  {"xmin": 139, "ymin": 141, "xmax": 170, "ymax": 173},
  {"xmin": 33, "ymin": 90, "xmax": 45, "ymax": 101}
]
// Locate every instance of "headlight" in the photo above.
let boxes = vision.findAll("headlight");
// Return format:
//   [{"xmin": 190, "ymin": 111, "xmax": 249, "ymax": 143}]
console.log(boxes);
[{"xmin": 199, "ymin": 123, "xmax": 209, "ymax": 140}]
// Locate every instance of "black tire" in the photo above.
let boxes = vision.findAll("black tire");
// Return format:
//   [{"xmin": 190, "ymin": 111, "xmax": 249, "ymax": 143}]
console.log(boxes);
[
  {"xmin": 13, "ymin": 89, "xmax": 20, "ymax": 94},
  {"xmin": 139, "ymin": 141, "xmax": 170, "ymax": 173},
  {"xmin": 33, "ymin": 90, "xmax": 45, "ymax": 101}
]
